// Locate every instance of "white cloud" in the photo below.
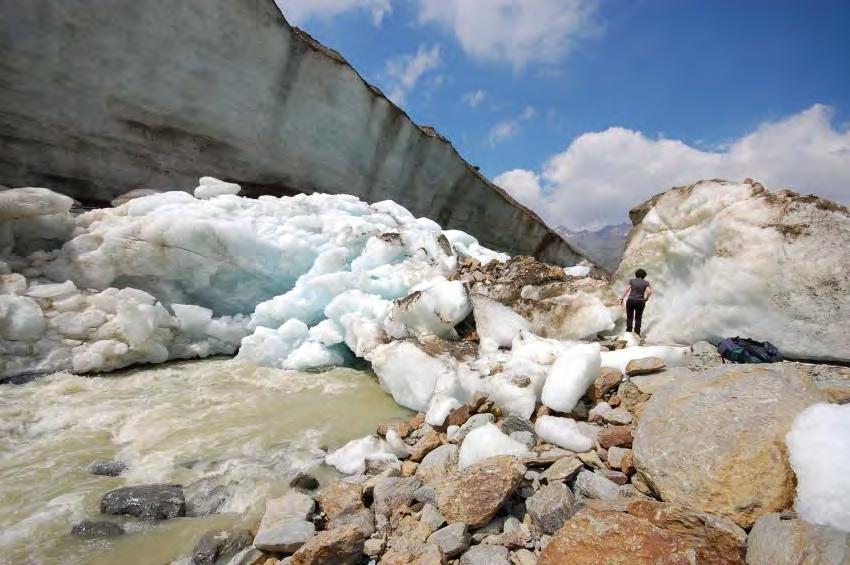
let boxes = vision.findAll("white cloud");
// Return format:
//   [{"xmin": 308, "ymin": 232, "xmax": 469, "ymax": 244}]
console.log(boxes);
[
  {"xmin": 487, "ymin": 105, "xmax": 537, "ymax": 146},
  {"xmin": 383, "ymin": 44, "xmax": 442, "ymax": 106},
  {"xmin": 417, "ymin": 0, "xmax": 596, "ymax": 69},
  {"xmin": 277, "ymin": 0, "xmax": 392, "ymax": 26},
  {"xmin": 464, "ymin": 89, "xmax": 486, "ymax": 108},
  {"xmin": 494, "ymin": 104, "xmax": 850, "ymax": 230}
]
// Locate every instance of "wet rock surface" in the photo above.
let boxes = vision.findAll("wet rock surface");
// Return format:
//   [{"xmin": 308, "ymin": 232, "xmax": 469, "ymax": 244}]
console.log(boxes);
[{"xmin": 99, "ymin": 484, "xmax": 186, "ymax": 521}]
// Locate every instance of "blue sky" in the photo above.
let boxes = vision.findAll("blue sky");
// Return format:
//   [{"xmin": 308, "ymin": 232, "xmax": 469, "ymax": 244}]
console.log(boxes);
[{"xmin": 278, "ymin": 0, "xmax": 850, "ymax": 228}]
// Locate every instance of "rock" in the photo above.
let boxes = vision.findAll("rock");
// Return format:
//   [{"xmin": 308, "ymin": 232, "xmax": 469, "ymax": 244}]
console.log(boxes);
[
  {"xmin": 606, "ymin": 447, "xmax": 630, "ymax": 470},
  {"xmin": 512, "ymin": 548, "xmax": 538, "ymax": 565},
  {"xmin": 586, "ymin": 367, "xmax": 623, "ymax": 402},
  {"xmin": 363, "ymin": 537, "xmax": 385, "ymax": 558},
  {"xmin": 625, "ymin": 357, "xmax": 665, "ymax": 376},
  {"xmin": 596, "ymin": 469, "xmax": 628, "ymax": 485},
  {"xmin": 192, "ymin": 528, "xmax": 254, "ymax": 565},
  {"xmin": 627, "ymin": 499, "xmax": 746, "ymax": 564},
  {"xmin": 446, "ymin": 405, "xmax": 472, "ymax": 428},
  {"xmin": 329, "ymin": 508, "xmax": 375, "ymax": 538},
  {"xmin": 225, "ymin": 547, "xmax": 266, "ymax": 565},
  {"xmin": 522, "ymin": 447, "xmax": 574, "ymax": 467},
  {"xmin": 421, "ymin": 503, "xmax": 447, "ymax": 532},
  {"xmin": 576, "ymin": 450, "xmax": 605, "ymax": 470},
  {"xmin": 471, "ymin": 516, "xmax": 504, "ymax": 543},
  {"xmin": 291, "ymin": 524, "xmax": 365, "ymax": 565},
  {"xmin": 616, "ymin": 381, "xmax": 650, "ymax": 412},
  {"xmin": 289, "ymin": 472, "xmax": 320, "ymax": 491},
  {"xmin": 377, "ymin": 420, "xmax": 413, "ymax": 439},
  {"xmin": 539, "ymin": 456, "xmax": 583, "ymax": 483},
  {"xmin": 435, "ymin": 455, "xmax": 525, "ymax": 528},
  {"xmin": 526, "ymin": 483, "xmax": 575, "ymax": 534},
  {"xmin": 630, "ymin": 473, "xmax": 653, "ymax": 496},
  {"xmin": 70, "ymin": 520, "xmax": 124, "ymax": 539},
  {"xmin": 630, "ymin": 367, "xmax": 693, "ymax": 395},
  {"xmin": 615, "ymin": 180, "xmax": 850, "ymax": 363},
  {"xmin": 746, "ymin": 512, "xmax": 850, "ymax": 565},
  {"xmin": 410, "ymin": 428, "xmax": 442, "ymax": 462},
  {"xmin": 501, "ymin": 414, "xmax": 535, "ymax": 436},
  {"xmin": 597, "ymin": 425, "xmax": 633, "ymax": 448},
  {"xmin": 509, "ymin": 431, "xmax": 536, "ymax": 449},
  {"xmin": 588, "ymin": 402, "xmax": 612, "ymax": 424},
  {"xmin": 372, "ymin": 477, "xmax": 422, "ymax": 528},
  {"xmin": 496, "ymin": 516, "xmax": 532, "ymax": 548},
  {"xmin": 453, "ymin": 413, "xmax": 495, "ymax": 443},
  {"xmin": 364, "ymin": 454, "xmax": 401, "ymax": 475},
  {"xmin": 255, "ymin": 492, "xmax": 317, "ymax": 553},
  {"xmin": 89, "ymin": 460, "xmax": 127, "ymax": 477},
  {"xmin": 414, "ymin": 485, "xmax": 437, "ymax": 505},
  {"xmin": 100, "ymin": 484, "xmax": 185, "ymax": 521},
  {"xmin": 380, "ymin": 514, "xmax": 435, "ymax": 564},
  {"xmin": 601, "ymin": 408, "xmax": 632, "ymax": 425},
  {"xmin": 574, "ymin": 470, "xmax": 620, "ymax": 500},
  {"xmin": 401, "ymin": 461, "xmax": 419, "ymax": 477},
  {"xmin": 315, "ymin": 483, "xmax": 363, "ymax": 521},
  {"xmin": 633, "ymin": 363, "xmax": 825, "ymax": 528},
  {"xmin": 460, "ymin": 544, "xmax": 510, "ymax": 565},
  {"xmin": 417, "ymin": 444, "xmax": 459, "ymax": 485},
  {"xmin": 538, "ymin": 509, "xmax": 696, "ymax": 565},
  {"xmin": 427, "ymin": 523, "xmax": 470, "ymax": 557}
]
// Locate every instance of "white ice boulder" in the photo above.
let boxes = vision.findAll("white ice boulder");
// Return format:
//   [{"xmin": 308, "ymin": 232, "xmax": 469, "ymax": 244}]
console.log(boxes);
[
  {"xmin": 535, "ymin": 415, "xmax": 593, "ymax": 452},
  {"xmin": 386, "ymin": 277, "xmax": 470, "ymax": 339},
  {"xmin": 564, "ymin": 265, "xmax": 591, "ymax": 277},
  {"xmin": 615, "ymin": 180, "xmax": 850, "ymax": 362},
  {"xmin": 471, "ymin": 293, "xmax": 530, "ymax": 348},
  {"xmin": 0, "ymin": 294, "xmax": 46, "ymax": 340},
  {"xmin": 368, "ymin": 340, "xmax": 457, "ymax": 412},
  {"xmin": 193, "ymin": 176, "xmax": 241, "ymax": 199},
  {"xmin": 325, "ymin": 435, "xmax": 396, "ymax": 475},
  {"xmin": 786, "ymin": 402, "xmax": 850, "ymax": 532},
  {"xmin": 458, "ymin": 423, "xmax": 529, "ymax": 469},
  {"xmin": 425, "ymin": 395, "xmax": 462, "ymax": 427},
  {"xmin": 600, "ymin": 344, "xmax": 692, "ymax": 373},
  {"xmin": 541, "ymin": 343, "xmax": 602, "ymax": 413}
]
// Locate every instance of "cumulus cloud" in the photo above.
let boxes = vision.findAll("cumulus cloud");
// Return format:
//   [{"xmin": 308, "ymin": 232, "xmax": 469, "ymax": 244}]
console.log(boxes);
[
  {"xmin": 464, "ymin": 89, "xmax": 486, "ymax": 108},
  {"xmin": 494, "ymin": 104, "xmax": 850, "ymax": 230},
  {"xmin": 383, "ymin": 44, "xmax": 441, "ymax": 106},
  {"xmin": 487, "ymin": 105, "xmax": 537, "ymax": 146},
  {"xmin": 277, "ymin": 0, "xmax": 392, "ymax": 26},
  {"xmin": 417, "ymin": 0, "xmax": 596, "ymax": 69}
]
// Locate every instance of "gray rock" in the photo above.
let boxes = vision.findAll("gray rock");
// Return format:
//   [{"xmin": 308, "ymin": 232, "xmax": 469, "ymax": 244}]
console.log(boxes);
[
  {"xmin": 606, "ymin": 446, "xmax": 631, "ymax": 470},
  {"xmin": 289, "ymin": 472, "xmax": 320, "ymax": 491},
  {"xmin": 416, "ymin": 444, "xmax": 458, "ymax": 485},
  {"xmin": 595, "ymin": 468, "xmax": 628, "ymax": 485},
  {"xmin": 512, "ymin": 548, "xmax": 538, "ymax": 565},
  {"xmin": 262, "ymin": 491, "xmax": 316, "ymax": 523},
  {"xmin": 427, "ymin": 522, "xmax": 470, "ymax": 558},
  {"xmin": 747, "ymin": 512, "xmax": 850, "ymax": 565},
  {"xmin": 539, "ymin": 456, "xmax": 583, "ymax": 483},
  {"xmin": 89, "ymin": 460, "xmax": 127, "ymax": 477},
  {"xmin": 634, "ymin": 363, "xmax": 825, "ymax": 528},
  {"xmin": 454, "ymin": 413, "xmax": 495, "ymax": 443},
  {"xmin": 225, "ymin": 547, "xmax": 264, "ymax": 565},
  {"xmin": 460, "ymin": 544, "xmax": 510, "ymax": 565},
  {"xmin": 70, "ymin": 520, "xmax": 123, "ymax": 539},
  {"xmin": 192, "ymin": 527, "xmax": 253, "ymax": 565},
  {"xmin": 372, "ymin": 476, "xmax": 421, "ymax": 528},
  {"xmin": 601, "ymin": 407, "xmax": 633, "ymax": 425},
  {"xmin": 100, "ymin": 484, "xmax": 185, "ymax": 520},
  {"xmin": 630, "ymin": 367, "xmax": 694, "ymax": 395},
  {"xmin": 254, "ymin": 519, "xmax": 315, "ymax": 553},
  {"xmin": 509, "ymin": 431, "xmax": 536, "ymax": 449},
  {"xmin": 363, "ymin": 537, "xmax": 385, "ymax": 558},
  {"xmin": 328, "ymin": 507, "xmax": 376, "ymax": 538},
  {"xmin": 574, "ymin": 469, "xmax": 620, "ymax": 500},
  {"xmin": 421, "ymin": 503, "xmax": 446, "ymax": 532},
  {"xmin": 501, "ymin": 415, "xmax": 535, "ymax": 436},
  {"xmin": 471, "ymin": 516, "xmax": 504, "ymax": 543},
  {"xmin": 414, "ymin": 485, "xmax": 437, "ymax": 505},
  {"xmin": 522, "ymin": 447, "xmax": 574, "ymax": 467},
  {"xmin": 526, "ymin": 483, "xmax": 575, "ymax": 535}
]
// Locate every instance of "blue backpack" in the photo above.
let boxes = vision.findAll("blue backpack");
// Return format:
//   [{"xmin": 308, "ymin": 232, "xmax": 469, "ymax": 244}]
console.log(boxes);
[{"xmin": 717, "ymin": 337, "xmax": 783, "ymax": 364}]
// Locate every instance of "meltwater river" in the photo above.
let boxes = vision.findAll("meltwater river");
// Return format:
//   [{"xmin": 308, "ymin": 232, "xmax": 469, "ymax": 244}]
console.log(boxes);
[{"xmin": 0, "ymin": 358, "xmax": 410, "ymax": 564}]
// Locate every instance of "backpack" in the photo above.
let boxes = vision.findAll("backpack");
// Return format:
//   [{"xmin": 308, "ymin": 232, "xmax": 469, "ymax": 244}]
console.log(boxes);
[{"xmin": 717, "ymin": 337, "xmax": 783, "ymax": 364}]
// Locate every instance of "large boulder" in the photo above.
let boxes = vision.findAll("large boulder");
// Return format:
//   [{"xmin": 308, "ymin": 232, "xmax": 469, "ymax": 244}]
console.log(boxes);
[
  {"xmin": 99, "ymin": 484, "xmax": 185, "ymax": 521},
  {"xmin": 616, "ymin": 180, "xmax": 850, "ymax": 362},
  {"xmin": 633, "ymin": 363, "xmax": 824, "ymax": 528},
  {"xmin": 435, "ymin": 456, "xmax": 525, "ymax": 528},
  {"xmin": 746, "ymin": 512, "xmax": 850, "ymax": 565}
]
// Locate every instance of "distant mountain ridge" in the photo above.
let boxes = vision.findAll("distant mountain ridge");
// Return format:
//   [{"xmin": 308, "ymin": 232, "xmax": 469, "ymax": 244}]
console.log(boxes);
[{"xmin": 558, "ymin": 223, "xmax": 630, "ymax": 273}]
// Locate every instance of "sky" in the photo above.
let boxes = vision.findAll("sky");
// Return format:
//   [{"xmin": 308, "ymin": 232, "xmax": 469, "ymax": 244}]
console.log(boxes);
[{"xmin": 276, "ymin": 0, "xmax": 850, "ymax": 229}]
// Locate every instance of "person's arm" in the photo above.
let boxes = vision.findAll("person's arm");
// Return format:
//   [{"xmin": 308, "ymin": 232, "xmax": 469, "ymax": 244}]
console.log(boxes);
[
  {"xmin": 621, "ymin": 284, "xmax": 631, "ymax": 303},
  {"xmin": 645, "ymin": 284, "xmax": 652, "ymax": 302}
]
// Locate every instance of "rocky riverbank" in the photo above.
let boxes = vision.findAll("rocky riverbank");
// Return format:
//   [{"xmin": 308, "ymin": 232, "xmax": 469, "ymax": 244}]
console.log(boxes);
[{"xmin": 84, "ymin": 351, "xmax": 848, "ymax": 564}]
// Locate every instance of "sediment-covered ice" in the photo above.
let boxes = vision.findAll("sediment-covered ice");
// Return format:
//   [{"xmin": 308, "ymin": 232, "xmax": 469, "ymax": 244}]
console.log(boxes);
[{"xmin": 786, "ymin": 402, "xmax": 850, "ymax": 532}]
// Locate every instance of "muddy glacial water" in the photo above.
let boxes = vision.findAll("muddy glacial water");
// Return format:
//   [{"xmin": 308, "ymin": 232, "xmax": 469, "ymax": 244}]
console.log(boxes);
[{"xmin": 0, "ymin": 358, "xmax": 411, "ymax": 565}]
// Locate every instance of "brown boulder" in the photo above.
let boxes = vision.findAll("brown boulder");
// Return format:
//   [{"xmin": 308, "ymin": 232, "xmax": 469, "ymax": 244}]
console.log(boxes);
[
  {"xmin": 587, "ymin": 367, "xmax": 624, "ymax": 401},
  {"xmin": 625, "ymin": 356, "xmax": 666, "ymax": 376},
  {"xmin": 314, "ymin": 482, "xmax": 363, "ymax": 521},
  {"xmin": 435, "ymin": 456, "xmax": 525, "ymax": 528},
  {"xmin": 538, "ymin": 508, "xmax": 696, "ymax": 565},
  {"xmin": 410, "ymin": 428, "xmax": 442, "ymax": 462},
  {"xmin": 445, "ymin": 405, "xmax": 472, "ymax": 428},
  {"xmin": 597, "ymin": 425, "xmax": 634, "ymax": 449},
  {"xmin": 290, "ymin": 524, "xmax": 364, "ymax": 565}
]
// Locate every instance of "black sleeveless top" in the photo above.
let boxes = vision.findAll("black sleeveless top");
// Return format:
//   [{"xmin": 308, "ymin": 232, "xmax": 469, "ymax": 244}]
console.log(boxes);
[{"xmin": 628, "ymin": 278, "xmax": 650, "ymax": 301}]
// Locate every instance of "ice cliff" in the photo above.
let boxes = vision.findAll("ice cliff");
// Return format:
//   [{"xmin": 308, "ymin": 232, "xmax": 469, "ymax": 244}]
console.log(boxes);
[
  {"xmin": 0, "ymin": 0, "xmax": 580, "ymax": 265},
  {"xmin": 615, "ymin": 179, "xmax": 850, "ymax": 362}
]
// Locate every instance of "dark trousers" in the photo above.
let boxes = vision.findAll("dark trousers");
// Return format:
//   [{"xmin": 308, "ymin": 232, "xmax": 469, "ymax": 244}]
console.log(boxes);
[{"xmin": 626, "ymin": 299, "xmax": 646, "ymax": 335}]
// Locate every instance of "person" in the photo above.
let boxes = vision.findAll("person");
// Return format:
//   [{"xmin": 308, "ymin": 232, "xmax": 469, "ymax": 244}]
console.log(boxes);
[{"xmin": 621, "ymin": 269, "xmax": 652, "ymax": 335}]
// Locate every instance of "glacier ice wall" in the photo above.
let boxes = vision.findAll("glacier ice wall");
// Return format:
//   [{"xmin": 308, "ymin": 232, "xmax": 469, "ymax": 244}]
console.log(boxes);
[
  {"xmin": 615, "ymin": 180, "xmax": 850, "ymax": 362},
  {"xmin": 0, "ymin": 0, "xmax": 581, "ymax": 266}
]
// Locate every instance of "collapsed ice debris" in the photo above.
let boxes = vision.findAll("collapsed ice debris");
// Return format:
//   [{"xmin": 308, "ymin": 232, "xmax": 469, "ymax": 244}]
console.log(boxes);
[{"xmin": 616, "ymin": 179, "xmax": 850, "ymax": 362}]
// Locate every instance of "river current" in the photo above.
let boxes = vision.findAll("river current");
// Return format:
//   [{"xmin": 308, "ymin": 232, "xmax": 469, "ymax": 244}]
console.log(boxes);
[{"xmin": 0, "ymin": 358, "xmax": 410, "ymax": 564}]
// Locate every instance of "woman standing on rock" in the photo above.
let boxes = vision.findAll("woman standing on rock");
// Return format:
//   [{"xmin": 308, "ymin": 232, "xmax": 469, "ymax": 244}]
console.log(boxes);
[{"xmin": 621, "ymin": 269, "xmax": 652, "ymax": 335}]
